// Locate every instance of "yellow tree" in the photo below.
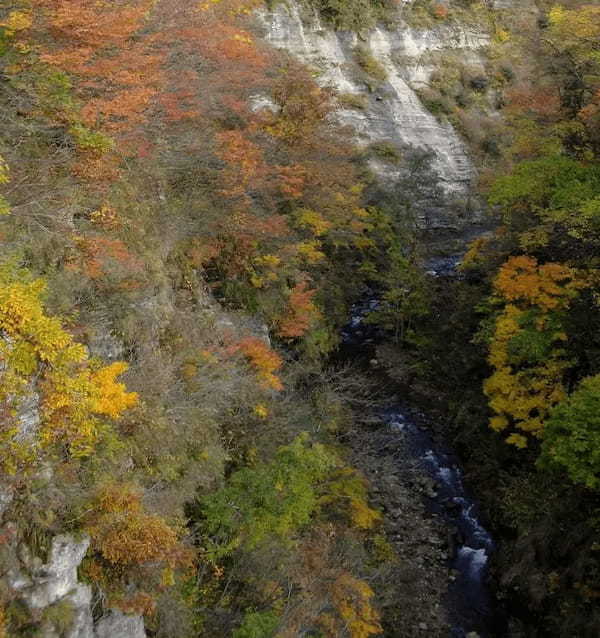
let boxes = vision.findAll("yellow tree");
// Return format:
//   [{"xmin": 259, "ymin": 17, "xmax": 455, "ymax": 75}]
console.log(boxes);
[
  {"xmin": 0, "ymin": 262, "xmax": 138, "ymax": 474},
  {"xmin": 0, "ymin": 155, "xmax": 10, "ymax": 216},
  {"xmin": 484, "ymin": 256, "xmax": 584, "ymax": 448}
]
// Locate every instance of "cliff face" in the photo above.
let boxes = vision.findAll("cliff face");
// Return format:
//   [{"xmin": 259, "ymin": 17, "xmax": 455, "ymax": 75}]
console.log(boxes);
[
  {"xmin": 258, "ymin": 3, "xmax": 490, "ymax": 200},
  {"xmin": 2, "ymin": 531, "xmax": 145, "ymax": 638}
]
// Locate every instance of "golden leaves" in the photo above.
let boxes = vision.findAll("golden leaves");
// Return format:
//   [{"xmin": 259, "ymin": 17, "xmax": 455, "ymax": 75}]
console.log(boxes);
[
  {"xmin": 296, "ymin": 209, "xmax": 333, "ymax": 237},
  {"xmin": 253, "ymin": 403, "xmax": 269, "ymax": 419},
  {"xmin": 0, "ymin": 10, "xmax": 32, "ymax": 36},
  {"xmin": 485, "ymin": 256, "xmax": 585, "ymax": 447},
  {"xmin": 237, "ymin": 337, "xmax": 284, "ymax": 391},
  {"xmin": 83, "ymin": 483, "xmax": 191, "ymax": 615},
  {"xmin": 0, "ymin": 155, "xmax": 10, "ymax": 216},
  {"xmin": 494, "ymin": 256, "xmax": 583, "ymax": 311},
  {"xmin": 0, "ymin": 156, "xmax": 10, "ymax": 185},
  {"xmin": 86, "ymin": 483, "xmax": 185, "ymax": 568},
  {"xmin": 0, "ymin": 268, "xmax": 137, "ymax": 470},
  {"xmin": 90, "ymin": 362, "xmax": 139, "ymax": 419},
  {"xmin": 321, "ymin": 468, "xmax": 382, "ymax": 531},
  {"xmin": 328, "ymin": 573, "xmax": 382, "ymax": 638},
  {"xmin": 89, "ymin": 204, "xmax": 122, "ymax": 231}
]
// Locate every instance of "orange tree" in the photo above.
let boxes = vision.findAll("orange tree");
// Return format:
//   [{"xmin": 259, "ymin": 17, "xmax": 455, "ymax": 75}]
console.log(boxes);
[{"xmin": 483, "ymin": 256, "xmax": 584, "ymax": 448}]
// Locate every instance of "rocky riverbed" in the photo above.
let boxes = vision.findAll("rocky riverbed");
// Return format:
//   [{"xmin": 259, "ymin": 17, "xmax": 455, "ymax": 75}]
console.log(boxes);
[
  {"xmin": 348, "ymin": 421, "xmax": 454, "ymax": 636},
  {"xmin": 348, "ymin": 403, "xmax": 499, "ymax": 637}
]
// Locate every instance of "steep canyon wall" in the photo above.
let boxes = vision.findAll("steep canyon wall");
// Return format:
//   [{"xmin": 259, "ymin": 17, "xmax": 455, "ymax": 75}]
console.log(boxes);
[{"xmin": 258, "ymin": 1, "xmax": 491, "ymax": 230}]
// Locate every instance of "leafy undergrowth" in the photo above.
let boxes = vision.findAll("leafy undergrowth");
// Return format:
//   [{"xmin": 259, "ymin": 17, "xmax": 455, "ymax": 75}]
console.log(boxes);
[{"xmin": 0, "ymin": 1, "xmax": 427, "ymax": 636}]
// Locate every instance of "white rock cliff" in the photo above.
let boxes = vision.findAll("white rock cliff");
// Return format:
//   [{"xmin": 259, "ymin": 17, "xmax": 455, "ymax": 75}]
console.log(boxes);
[
  {"xmin": 258, "ymin": 3, "xmax": 489, "ymax": 194},
  {"xmin": 4, "ymin": 533, "xmax": 146, "ymax": 638}
]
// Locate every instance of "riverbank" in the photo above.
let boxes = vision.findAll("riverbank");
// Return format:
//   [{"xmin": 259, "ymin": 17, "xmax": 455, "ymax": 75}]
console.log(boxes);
[
  {"xmin": 338, "ymin": 279, "xmax": 503, "ymax": 636},
  {"xmin": 346, "ymin": 413, "xmax": 452, "ymax": 637},
  {"xmin": 344, "ymin": 381, "xmax": 505, "ymax": 637}
]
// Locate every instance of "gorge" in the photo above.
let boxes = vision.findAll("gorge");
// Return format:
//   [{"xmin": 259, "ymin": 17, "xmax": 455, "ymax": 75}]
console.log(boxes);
[{"xmin": 1, "ymin": 1, "xmax": 599, "ymax": 637}]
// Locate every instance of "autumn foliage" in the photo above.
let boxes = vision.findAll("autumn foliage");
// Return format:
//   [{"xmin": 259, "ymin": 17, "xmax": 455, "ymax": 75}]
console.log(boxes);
[
  {"xmin": 327, "ymin": 572, "xmax": 383, "ymax": 638},
  {"xmin": 33, "ymin": 0, "xmax": 161, "ymax": 136},
  {"xmin": 494, "ymin": 256, "xmax": 581, "ymax": 312},
  {"xmin": 276, "ymin": 281, "xmax": 321, "ymax": 339},
  {"xmin": 0, "ymin": 0, "xmax": 393, "ymax": 634},
  {"xmin": 484, "ymin": 256, "xmax": 584, "ymax": 447},
  {"xmin": 284, "ymin": 527, "xmax": 383, "ymax": 638},
  {"xmin": 0, "ymin": 264, "xmax": 138, "ymax": 471},
  {"xmin": 84, "ymin": 483, "xmax": 191, "ymax": 615},
  {"xmin": 236, "ymin": 337, "xmax": 284, "ymax": 391},
  {"xmin": 85, "ymin": 483, "xmax": 186, "ymax": 568}
]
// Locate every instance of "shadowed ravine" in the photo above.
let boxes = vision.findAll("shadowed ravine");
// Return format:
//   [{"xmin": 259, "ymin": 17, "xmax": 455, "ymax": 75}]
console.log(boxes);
[
  {"xmin": 384, "ymin": 406, "xmax": 497, "ymax": 637},
  {"xmin": 342, "ymin": 259, "xmax": 502, "ymax": 637}
]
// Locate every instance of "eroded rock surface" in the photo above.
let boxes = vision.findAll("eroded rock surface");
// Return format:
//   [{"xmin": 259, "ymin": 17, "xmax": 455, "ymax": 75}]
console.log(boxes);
[
  {"xmin": 3, "ymin": 533, "xmax": 146, "ymax": 637},
  {"xmin": 95, "ymin": 610, "xmax": 146, "ymax": 638},
  {"xmin": 13, "ymin": 535, "xmax": 90, "ymax": 610},
  {"xmin": 258, "ymin": 3, "xmax": 489, "ymax": 195}
]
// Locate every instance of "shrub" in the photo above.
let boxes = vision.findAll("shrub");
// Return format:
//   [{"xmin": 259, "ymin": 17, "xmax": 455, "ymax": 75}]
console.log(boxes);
[
  {"xmin": 369, "ymin": 141, "xmax": 402, "ymax": 164},
  {"xmin": 470, "ymin": 75, "xmax": 489, "ymax": 92},
  {"xmin": 83, "ymin": 483, "xmax": 191, "ymax": 615},
  {"xmin": 306, "ymin": 0, "xmax": 396, "ymax": 32},
  {"xmin": 338, "ymin": 92, "xmax": 369, "ymax": 110},
  {"xmin": 85, "ymin": 483, "xmax": 186, "ymax": 569},
  {"xmin": 198, "ymin": 434, "xmax": 336, "ymax": 557},
  {"xmin": 236, "ymin": 337, "xmax": 284, "ymax": 391},
  {"xmin": 354, "ymin": 45, "xmax": 388, "ymax": 89},
  {"xmin": 233, "ymin": 611, "xmax": 279, "ymax": 638},
  {"xmin": 42, "ymin": 600, "xmax": 75, "ymax": 634}
]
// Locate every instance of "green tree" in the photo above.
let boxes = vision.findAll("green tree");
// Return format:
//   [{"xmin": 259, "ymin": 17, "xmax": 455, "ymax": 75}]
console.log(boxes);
[
  {"xmin": 365, "ymin": 247, "xmax": 429, "ymax": 344},
  {"xmin": 489, "ymin": 155, "xmax": 600, "ymax": 252},
  {"xmin": 233, "ymin": 611, "xmax": 279, "ymax": 638},
  {"xmin": 198, "ymin": 434, "xmax": 336, "ymax": 558},
  {"xmin": 540, "ymin": 374, "xmax": 600, "ymax": 490}
]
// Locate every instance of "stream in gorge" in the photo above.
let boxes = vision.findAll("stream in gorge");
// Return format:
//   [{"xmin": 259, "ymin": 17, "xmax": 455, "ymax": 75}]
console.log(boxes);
[{"xmin": 342, "ymin": 257, "xmax": 504, "ymax": 637}]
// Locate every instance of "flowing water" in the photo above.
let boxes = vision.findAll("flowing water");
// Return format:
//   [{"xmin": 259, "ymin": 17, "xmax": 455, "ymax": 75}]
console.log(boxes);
[
  {"xmin": 342, "ymin": 255, "xmax": 502, "ymax": 636},
  {"xmin": 385, "ymin": 406, "xmax": 497, "ymax": 636}
]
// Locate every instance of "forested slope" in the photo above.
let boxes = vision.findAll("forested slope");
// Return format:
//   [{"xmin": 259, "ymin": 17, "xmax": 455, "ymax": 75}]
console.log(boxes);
[
  {"xmin": 1, "ymin": 1, "xmax": 600, "ymax": 637},
  {"xmin": 0, "ymin": 1, "xmax": 400, "ymax": 635}
]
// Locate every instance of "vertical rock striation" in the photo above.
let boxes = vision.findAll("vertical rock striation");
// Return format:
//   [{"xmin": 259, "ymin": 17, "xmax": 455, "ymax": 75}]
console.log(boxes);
[{"xmin": 258, "ymin": 3, "xmax": 489, "ymax": 196}]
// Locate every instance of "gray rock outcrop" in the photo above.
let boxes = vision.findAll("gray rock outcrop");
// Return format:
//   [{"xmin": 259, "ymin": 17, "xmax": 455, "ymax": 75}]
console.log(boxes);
[
  {"xmin": 7, "ymin": 535, "xmax": 95, "ymax": 637},
  {"xmin": 12, "ymin": 534, "xmax": 90, "ymax": 610},
  {"xmin": 4, "ymin": 534, "xmax": 146, "ymax": 637},
  {"xmin": 95, "ymin": 610, "xmax": 146, "ymax": 638},
  {"xmin": 258, "ymin": 3, "xmax": 489, "ymax": 194}
]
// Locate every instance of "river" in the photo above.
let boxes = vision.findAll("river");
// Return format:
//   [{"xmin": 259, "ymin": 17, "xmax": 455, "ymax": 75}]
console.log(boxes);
[{"xmin": 341, "ymin": 256, "xmax": 505, "ymax": 637}]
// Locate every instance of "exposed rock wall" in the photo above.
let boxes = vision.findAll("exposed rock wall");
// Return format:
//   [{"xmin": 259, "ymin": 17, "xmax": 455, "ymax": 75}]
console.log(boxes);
[
  {"xmin": 2, "ymin": 532, "xmax": 145, "ymax": 638},
  {"xmin": 258, "ymin": 3, "xmax": 489, "ymax": 195}
]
